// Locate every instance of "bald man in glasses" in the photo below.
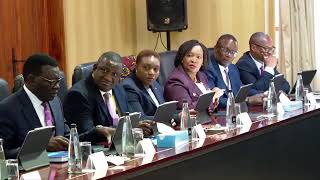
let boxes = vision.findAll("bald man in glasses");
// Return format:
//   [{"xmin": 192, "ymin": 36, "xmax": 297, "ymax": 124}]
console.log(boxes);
[{"xmin": 236, "ymin": 32, "xmax": 290, "ymax": 94}]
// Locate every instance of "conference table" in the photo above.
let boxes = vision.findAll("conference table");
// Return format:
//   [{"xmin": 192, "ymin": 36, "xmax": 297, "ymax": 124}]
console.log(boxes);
[{"xmin": 21, "ymin": 104, "xmax": 320, "ymax": 180}]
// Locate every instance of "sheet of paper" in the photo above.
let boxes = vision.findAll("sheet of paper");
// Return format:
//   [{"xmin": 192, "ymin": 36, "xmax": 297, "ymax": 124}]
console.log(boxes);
[{"xmin": 157, "ymin": 122, "xmax": 175, "ymax": 134}]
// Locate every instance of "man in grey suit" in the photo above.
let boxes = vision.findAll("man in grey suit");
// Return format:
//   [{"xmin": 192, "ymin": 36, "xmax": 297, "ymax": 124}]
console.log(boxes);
[{"xmin": 0, "ymin": 54, "xmax": 69, "ymax": 158}]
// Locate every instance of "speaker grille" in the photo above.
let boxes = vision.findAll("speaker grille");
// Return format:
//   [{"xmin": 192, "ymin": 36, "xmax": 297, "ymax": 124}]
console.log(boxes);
[{"xmin": 146, "ymin": 0, "xmax": 188, "ymax": 32}]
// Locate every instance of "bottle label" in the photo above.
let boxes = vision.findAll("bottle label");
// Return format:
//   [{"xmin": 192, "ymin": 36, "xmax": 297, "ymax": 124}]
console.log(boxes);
[{"xmin": 231, "ymin": 116, "xmax": 236, "ymax": 124}]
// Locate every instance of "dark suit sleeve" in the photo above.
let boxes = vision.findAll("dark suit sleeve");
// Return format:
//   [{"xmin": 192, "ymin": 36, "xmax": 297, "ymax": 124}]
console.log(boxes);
[
  {"xmin": 164, "ymin": 78, "xmax": 198, "ymax": 110},
  {"xmin": 206, "ymin": 65, "xmax": 216, "ymax": 89},
  {"xmin": 274, "ymin": 69, "xmax": 290, "ymax": 94},
  {"xmin": 238, "ymin": 66, "xmax": 273, "ymax": 92},
  {"xmin": 0, "ymin": 104, "xmax": 20, "ymax": 158},
  {"xmin": 63, "ymin": 91, "xmax": 103, "ymax": 142},
  {"xmin": 123, "ymin": 84, "xmax": 154, "ymax": 120}
]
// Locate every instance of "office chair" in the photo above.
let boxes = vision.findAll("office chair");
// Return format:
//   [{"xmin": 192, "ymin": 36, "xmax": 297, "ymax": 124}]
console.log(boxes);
[
  {"xmin": 157, "ymin": 50, "xmax": 177, "ymax": 87},
  {"xmin": 0, "ymin": 78, "xmax": 9, "ymax": 101},
  {"xmin": 72, "ymin": 55, "xmax": 136, "ymax": 85},
  {"xmin": 207, "ymin": 48, "xmax": 214, "ymax": 60}
]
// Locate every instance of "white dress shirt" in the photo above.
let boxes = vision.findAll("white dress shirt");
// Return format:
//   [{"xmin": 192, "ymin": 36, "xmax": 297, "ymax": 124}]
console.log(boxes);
[
  {"xmin": 218, "ymin": 64, "xmax": 231, "ymax": 89},
  {"xmin": 23, "ymin": 85, "xmax": 46, "ymax": 126},
  {"xmin": 146, "ymin": 87, "xmax": 160, "ymax": 107},
  {"xmin": 249, "ymin": 53, "xmax": 274, "ymax": 75}
]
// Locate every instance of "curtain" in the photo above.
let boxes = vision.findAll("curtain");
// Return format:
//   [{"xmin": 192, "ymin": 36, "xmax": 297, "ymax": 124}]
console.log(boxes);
[{"xmin": 279, "ymin": 0, "xmax": 315, "ymax": 89}]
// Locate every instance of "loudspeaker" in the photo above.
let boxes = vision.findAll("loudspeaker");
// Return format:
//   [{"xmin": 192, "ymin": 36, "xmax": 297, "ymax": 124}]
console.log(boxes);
[{"xmin": 146, "ymin": 0, "xmax": 188, "ymax": 32}]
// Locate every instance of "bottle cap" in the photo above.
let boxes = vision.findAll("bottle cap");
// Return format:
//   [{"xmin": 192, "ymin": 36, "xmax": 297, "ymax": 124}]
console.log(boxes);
[
  {"xmin": 71, "ymin": 124, "xmax": 77, "ymax": 128},
  {"xmin": 182, "ymin": 99, "xmax": 188, "ymax": 103},
  {"xmin": 125, "ymin": 112, "xmax": 130, "ymax": 116},
  {"xmin": 227, "ymin": 89, "xmax": 232, "ymax": 93}
]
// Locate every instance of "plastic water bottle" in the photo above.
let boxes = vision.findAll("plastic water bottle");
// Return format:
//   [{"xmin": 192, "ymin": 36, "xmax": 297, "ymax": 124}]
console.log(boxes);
[
  {"xmin": 295, "ymin": 72, "xmax": 304, "ymax": 101},
  {"xmin": 180, "ymin": 99, "xmax": 191, "ymax": 130},
  {"xmin": 226, "ymin": 90, "xmax": 236, "ymax": 129},
  {"xmin": 0, "ymin": 138, "xmax": 7, "ymax": 180},
  {"xmin": 266, "ymin": 78, "xmax": 278, "ymax": 116},
  {"xmin": 68, "ymin": 124, "xmax": 81, "ymax": 174},
  {"xmin": 122, "ymin": 112, "xmax": 134, "ymax": 157}
]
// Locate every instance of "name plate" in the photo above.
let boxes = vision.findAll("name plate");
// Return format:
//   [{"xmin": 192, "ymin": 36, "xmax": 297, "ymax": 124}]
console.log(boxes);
[
  {"xmin": 307, "ymin": 92, "xmax": 317, "ymax": 105},
  {"xmin": 277, "ymin": 102, "xmax": 285, "ymax": 114},
  {"xmin": 88, "ymin": 152, "xmax": 108, "ymax": 170},
  {"xmin": 194, "ymin": 124, "xmax": 206, "ymax": 139},
  {"xmin": 20, "ymin": 171, "xmax": 41, "ymax": 180},
  {"xmin": 138, "ymin": 139, "xmax": 156, "ymax": 155},
  {"xmin": 237, "ymin": 112, "xmax": 252, "ymax": 126}
]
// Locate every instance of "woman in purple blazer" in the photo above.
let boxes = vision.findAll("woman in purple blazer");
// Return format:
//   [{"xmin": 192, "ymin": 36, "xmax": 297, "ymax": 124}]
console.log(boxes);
[{"xmin": 164, "ymin": 40, "xmax": 220, "ymax": 112}]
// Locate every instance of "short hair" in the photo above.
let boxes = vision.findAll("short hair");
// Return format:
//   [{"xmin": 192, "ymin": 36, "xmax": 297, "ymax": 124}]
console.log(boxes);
[
  {"xmin": 174, "ymin": 40, "xmax": 209, "ymax": 70},
  {"xmin": 98, "ymin": 51, "xmax": 122, "ymax": 64},
  {"xmin": 97, "ymin": 51, "xmax": 123, "ymax": 68},
  {"xmin": 249, "ymin": 32, "xmax": 268, "ymax": 45},
  {"xmin": 23, "ymin": 53, "xmax": 58, "ymax": 78},
  {"xmin": 215, "ymin": 34, "xmax": 237, "ymax": 47},
  {"xmin": 136, "ymin": 49, "xmax": 160, "ymax": 64}
]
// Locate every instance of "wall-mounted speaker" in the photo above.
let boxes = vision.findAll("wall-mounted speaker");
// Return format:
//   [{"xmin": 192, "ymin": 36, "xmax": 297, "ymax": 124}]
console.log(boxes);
[{"xmin": 146, "ymin": 0, "xmax": 188, "ymax": 32}]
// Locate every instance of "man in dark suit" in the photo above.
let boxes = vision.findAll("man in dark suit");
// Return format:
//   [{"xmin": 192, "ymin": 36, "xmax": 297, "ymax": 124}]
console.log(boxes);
[
  {"xmin": 0, "ymin": 54, "xmax": 69, "ymax": 158},
  {"xmin": 63, "ymin": 52, "xmax": 154, "ymax": 143},
  {"xmin": 236, "ymin": 32, "xmax": 290, "ymax": 93},
  {"xmin": 207, "ymin": 34, "xmax": 261, "ymax": 108},
  {"xmin": 122, "ymin": 50, "xmax": 165, "ymax": 120}
]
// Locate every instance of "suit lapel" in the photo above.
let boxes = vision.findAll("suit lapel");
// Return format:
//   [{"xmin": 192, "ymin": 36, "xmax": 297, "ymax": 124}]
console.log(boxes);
[
  {"xmin": 48, "ymin": 99, "xmax": 58, "ymax": 125},
  {"xmin": 113, "ymin": 85, "xmax": 127, "ymax": 116},
  {"xmin": 96, "ymin": 90, "xmax": 109, "ymax": 120},
  {"xmin": 132, "ymin": 73, "xmax": 162, "ymax": 107},
  {"xmin": 151, "ymin": 83, "xmax": 165, "ymax": 104},
  {"xmin": 228, "ymin": 66, "xmax": 239, "ymax": 95},
  {"xmin": 212, "ymin": 59, "xmax": 229, "ymax": 90},
  {"xmin": 18, "ymin": 90, "xmax": 42, "ymax": 129},
  {"xmin": 246, "ymin": 53, "xmax": 261, "ymax": 78}
]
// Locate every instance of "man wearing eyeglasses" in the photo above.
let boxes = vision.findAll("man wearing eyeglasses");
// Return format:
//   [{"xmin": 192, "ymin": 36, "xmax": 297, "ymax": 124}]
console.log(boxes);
[
  {"xmin": 207, "ymin": 34, "xmax": 262, "ymax": 108},
  {"xmin": 236, "ymin": 32, "xmax": 290, "ymax": 93},
  {"xmin": 63, "ymin": 51, "xmax": 155, "ymax": 145},
  {"xmin": 0, "ymin": 54, "xmax": 69, "ymax": 158}
]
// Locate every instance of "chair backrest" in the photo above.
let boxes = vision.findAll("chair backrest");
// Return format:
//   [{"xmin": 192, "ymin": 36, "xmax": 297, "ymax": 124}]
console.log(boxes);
[
  {"xmin": 157, "ymin": 50, "xmax": 177, "ymax": 87},
  {"xmin": 12, "ymin": 71, "xmax": 68, "ymax": 102},
  {"xmin": 207, "ymin": 47, "xmax": 214, "ymax": 60},
  {"xmin": 0, "ymin": 78, "xmax": 9, "ymax": 101},
  {"xmin": 72, "ymin": 62, "xmax": 95, "ymax": 85},
  {"xmin": 71, "ymin": 56, "xmax": 137, "ymax": 85}
]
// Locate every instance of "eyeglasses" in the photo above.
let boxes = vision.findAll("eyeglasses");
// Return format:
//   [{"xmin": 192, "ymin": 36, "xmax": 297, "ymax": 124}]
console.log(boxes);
[
  {"xmin": 220, "ymin": 47, "xmax": 238, "ymax": 57},
  {"xmin": 39, "ymin": 76, "xmax": 62, "ymax": 87},
  {"xmin": 252, "ymin": 43, "xmax": 275, "ymax": 54}
]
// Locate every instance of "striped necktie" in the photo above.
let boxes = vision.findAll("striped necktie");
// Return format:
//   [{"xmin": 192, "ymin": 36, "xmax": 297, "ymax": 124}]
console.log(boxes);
[
  {"xmin": 103, "ymin": 93, "xmax": 119, "ymax": 126},
  {"xmin": 42, "ymin": 102, "xmax": 53, "ymax": 126},
  {"xmin": 224, "ymin": 69, "xmax": 231, "ymax": 91}
]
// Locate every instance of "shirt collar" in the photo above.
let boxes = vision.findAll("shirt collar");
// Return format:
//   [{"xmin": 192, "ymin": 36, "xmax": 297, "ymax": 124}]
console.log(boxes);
[
  {"xmin": 249, "ymin": 52, "xmax": 264, "ymax": 70},
  {"xmin": 100, "ymin": 89, "xmax": 112, "ymax": 99},
  {"xmin": 23, "ymin": 84, "xmax": 43, "ymax": 106},
  {"xmin": 218, "ymin": 64, "xmax": 229, "ymax": 73}
]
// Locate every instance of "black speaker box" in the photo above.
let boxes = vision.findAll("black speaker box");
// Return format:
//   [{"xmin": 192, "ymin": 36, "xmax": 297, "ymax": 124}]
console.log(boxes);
[{"xmin": 146, "ymin": 0, "xmax": 188, "ymax": 32}]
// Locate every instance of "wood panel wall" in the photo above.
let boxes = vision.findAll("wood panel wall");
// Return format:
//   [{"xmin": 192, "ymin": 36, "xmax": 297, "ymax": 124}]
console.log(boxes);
[{"xmin": 0, "ymin": 0, "xmax": 65, "ymax": 91}]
